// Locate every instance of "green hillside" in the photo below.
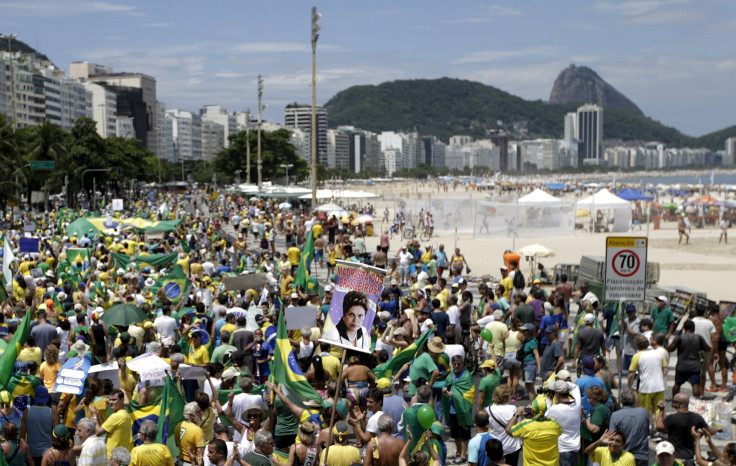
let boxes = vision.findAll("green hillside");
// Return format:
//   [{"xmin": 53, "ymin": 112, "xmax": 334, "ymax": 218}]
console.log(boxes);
[
  {"xmin": 325, "ymin": 78, "xmax": 731, "ymax": 151},
  {"xmin": 0, "ymin": 34, "xmax": 50, "ymax": 62}
]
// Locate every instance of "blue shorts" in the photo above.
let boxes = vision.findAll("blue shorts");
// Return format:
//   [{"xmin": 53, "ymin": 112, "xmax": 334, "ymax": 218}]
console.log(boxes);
[
  {"xmin": 523, "ymin": 360, "xmax": 538, "ymax": 383},
  {"xmin": 675, "ymin": 370, "xmax": 701, "ymax": 386},
  {"xmin": 315, "ymin": 249, "xmax": 323, "ymax": 262}
]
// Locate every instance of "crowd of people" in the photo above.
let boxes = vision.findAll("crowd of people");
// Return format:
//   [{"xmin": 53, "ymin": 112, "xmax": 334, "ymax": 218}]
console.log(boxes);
[{"xmin": 0, "ymin": 187, "xmax": 733, "ymax": 466}]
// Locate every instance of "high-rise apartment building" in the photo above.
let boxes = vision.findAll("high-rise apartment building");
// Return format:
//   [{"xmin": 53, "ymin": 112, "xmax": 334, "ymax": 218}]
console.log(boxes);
[
  {"xmin": 84, "ymin": 81, "xmax": 117, "ymax": 138},
  {"xmin": 201, "ymin": 120, "xmax": 225, "ymax": 161},
  {"xmin": 200, "ymin": 105, "xmax": 236, "ymax": 148},
  {"xmin": 725, "ymin": 137, "xmax": 736, "ymax": 166},
  {"xmin": 564, "ymin": 112, "xmax": 577, "ymax": 141},
  {"xmin": 487, "ymin": 131, "xmax": 509, "ymax": 171},
  {"xmin": 284, "ymin": 103, "xmax": 328, "ymax": 165},
  {"xmin": 577, "ymin": 104, "xmax": 603, "ymax": 165}
]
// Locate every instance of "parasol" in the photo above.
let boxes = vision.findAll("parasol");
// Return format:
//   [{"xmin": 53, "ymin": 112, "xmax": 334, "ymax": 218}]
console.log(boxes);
[
  {"xmin": 316, "ymin": 203, "xmax": 342, "ymax": 212},
  {"xmin": 100, "ymin": 304, "xmax": 148, "ymax": 327},
  {"xmin": 278, "ymin": 202, "xmax": 292, "ymax": 210},
  {"xmin": 517, "ymin": 244, "xmax": 555, "ymax": 258},
  {"xmin": 352, "ymin": 214, "xmax": 374, "ymax": 225}
]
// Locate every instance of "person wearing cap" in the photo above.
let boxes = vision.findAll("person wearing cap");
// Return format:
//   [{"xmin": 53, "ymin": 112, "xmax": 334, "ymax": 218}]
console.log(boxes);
[
  {"xmin": 225, "ymin": 394, "xmax": 273, "ymax": 455},
  {"xmin": 583, "ymin": 429, "xmax": 635, "ymax": 466},
  {"xmin": 518, "ymin": 323, "xmax": 541, "ymax": 399},
  {"xmin": 477, "ymin": 359, "xmax": 501, "ymax": 411},
  {"xmin": 89, "ymin": 389, "xmax": 132, "ymax": 459},
  {"xmin": 129, "ymin": 419, "xmax": 174, "ymax": 466},
  {"xmin": 540, "ymin": 326, "xmax": 565, "ymax": 379},
  {"xmin": 652, "ymin": 296, "xmax": 675, "ymax": 342},
  {"xmin": 573, "ymin": 313, "xmax": 607, "ymax": 371},
  {"xmin": 40, "ymin": 425, "xmax": 74, "ymax": 466},
  {"xmin": 576, "ymin": 356, "xmax": 606, "ymax": 416},
  {"xmin": 319, "ymin": 421, "xmax": 360, "ymax": 466},
  {"xmin": 546, "ymin": 380, "xmax": 582, "ymax": 466},
  {"xmin": 651, "ymin": 441, "xmax": 685, "ymax": 466},
  {"xmin": 609, "ymin": 390, "xmax": 650, "ymax": 466},
  {"xmin": 620, "ymin": 304, "xmax": 641, "ymax": 374},
  {"xmin": 505, "ymin": 395, "xmax": 562, "ymax": 466}
]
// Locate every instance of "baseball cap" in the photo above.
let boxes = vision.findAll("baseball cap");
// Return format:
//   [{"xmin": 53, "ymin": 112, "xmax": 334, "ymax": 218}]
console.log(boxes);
[
  {"xmin": 544, "ymin": 326, "xmax": 557, "ymax": 334},
  {"xmin": 551, "ymin": 380, "xmax": 570, "ymax": 394},
  {"xmin": 582, "ymin": 356, "xmax": 596, "ymax": 375},
  {"xmin": 479, "ymin": 359, "xmax": 497, "ymax": 370},
  {"xmin": 324, "ymin": 285, "xmax": 333, "ymax": 292},
  {"xmin": 377, "ymin": 378, "xmax": 391, "ymax": 389},
  {"xmin": 221, "ymin": 368, "xmax": 238, "ymax": 381},
  {"xmin": 390, "ymin": 279, "xmax": 398, "ymax": 286},
  {"xmin": 290, "ymin": 292, "xmax": 299, "ymax": 299},
  {"xmin": 656, "ymin": 296, "xmax": 668, "ymax": 303},
  {"xmin": 429, "ymin": 421, "xmax": 444, "ymax": 436},
  {"xmin": 656, "ymin": 441, "xmax": 675, "ymax": 456},
  {"xmin": 583, "ymin": 313, "xmax": 595, "ymax": 324},
  {"xmin": 34, "ymin": 386, "xmax": 50, "ymax": 405},
  {"xmin": 522, "ymin": 323, "xmax": 536, "ymax": 333},
  {"xmin": 626, "ymin": 304, "xmax": 637, "ymax": 312},
  {"xmin": 500, "ymin": 266, "xmax": 508, "ymax": 270},
  {"xmin": 557, "ymin": 369, "xmax": 572, "ymax": 381}
]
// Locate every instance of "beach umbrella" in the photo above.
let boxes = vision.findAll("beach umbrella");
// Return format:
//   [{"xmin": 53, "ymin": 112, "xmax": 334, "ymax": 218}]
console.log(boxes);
[
  {"xmin": 723, "ymin": 317, "xmax": 736, "ymax": 343},
  {"xmin": 316, "ymin": 202, "xmax": 342, "ymax": 212},
  {"xmin": 327, "ymin": 209, "xmax": 348, "ymax": 218},
  {"xmin": 278, "ymin": 202, "xmax": 292, "ymax": 210},
  {"xmin": 100, "ymin": 303, "xmax": 148, "ymax": 327},
  {"xmin": 249, "ymin": 196, "xmax": 260, "ymax": 201},
  {"xmin": 340, "ymin": 215, "xmax": 352, "ymax": 223},
  {"xmin": 352, "ymin": 214, "xmax": 374, "ymax": 225},
  {"xmin": 517, "ymin": 243, "xmax": 555, "ymax": 258}
]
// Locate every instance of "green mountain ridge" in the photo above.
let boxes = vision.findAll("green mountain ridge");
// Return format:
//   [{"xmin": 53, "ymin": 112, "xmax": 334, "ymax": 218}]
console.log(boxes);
[
  {"xmin": 0, "ymin": 34, "xmax": 51, "ymax": 62},
  {"xmin": 325, "ymin": 77, "xmax": 735, "ymax": 151}
]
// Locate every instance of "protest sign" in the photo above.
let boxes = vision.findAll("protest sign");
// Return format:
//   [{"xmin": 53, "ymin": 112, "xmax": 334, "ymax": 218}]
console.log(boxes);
[
  {"xmin": 112, "ymin": 199, "xmax": 123, "ymax": 211},
  {"xmin": 223, "ymin": 274, "xmax": 268, "ymax": 292},
  {"xmin": 88, "ymin": 361, "xmax": 120, "ymax": 387},
  {"xmin": 54, "ymin": 357, "xmax": 91, "ymax": 395},
  {"xmin": 285, "ymin": 306, "xmax": 318, "ymax": 331},
  {"xmin": 321, "ymin": 260, "xmax": 384, "ymax": 353},
  {"xmin": 19, "ymin": 237, "xmax": 39, "ymax": 253}
]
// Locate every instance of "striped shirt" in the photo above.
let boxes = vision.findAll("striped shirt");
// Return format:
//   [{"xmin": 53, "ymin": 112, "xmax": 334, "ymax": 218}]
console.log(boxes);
[{"xmin": 78, "ymin": 436, "xmax": 107, "ymax": 466}]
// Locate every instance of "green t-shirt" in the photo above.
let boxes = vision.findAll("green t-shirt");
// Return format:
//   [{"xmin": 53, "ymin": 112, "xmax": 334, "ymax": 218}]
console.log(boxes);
[
  {"xmin": 523, "ymin": 338, "xmax": 538, "ymax": 364},
  {"xmin": 409, "ymin": 352, "xmax": 438, "ymax": 395},
  {"xmin": 211, "ymin": 344, "xmax": 236, "ymax": 365},
  {"xmin": 478, "ymin": 371, "xmax": 501, "ymax": 407},
  {"xmin": 582, "ymin": 402, "xmax": 611, "ymax": 442},
  {"xmin": 274, "ymin": 397, "xmax": 299, "ymax": 436},
  {"xmin": 652, "ymin": 307, "xmax": 674, "ymax": 334}
]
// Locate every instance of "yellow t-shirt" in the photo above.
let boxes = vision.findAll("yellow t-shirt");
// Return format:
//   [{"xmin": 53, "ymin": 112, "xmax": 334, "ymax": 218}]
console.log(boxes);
[
  {"xmin": 500, "ymin": 277, "xmax": 513, "ymax": 300},
  {"xmin": 119, "ymin": 370, "xmax": 137, "ymax": 400},
  {"xmin": 130, "ymin": 443, "xmax": 175, "ymax": 466},
  {"xmin": 188, "ymin": 344, "xmax": 210, "ymax": 365},
  {"xmin": 320, "ymin": 445, "xmax": 361, "ymax": 466},
  {"xmin": 510, "ymin": 418, "xmax": 562, "ymax": 466},
  {"xmin": 101, "ymin": 409, "xmax": 133, "ymax": 458},
  {"xmin": 590, "ymin": 446, "xmax": 636, "ymax": 466},
  {"xmin": 175, "ymin": 421, "xmax": 205, "ymax": 462},
  {"xmin": 287, "ymin": 247, "xmax": 301, "ymax": 266},
  {"xmin": 39, "ymin": 361, "xmax": 62, "ymax": 391},
  {"xmin": 312, "ymin": 224, "xmax": 323, "ymax": 238},
  {"xmin": 18, "ymin": 347, "xmax": 43, "ymax": 365}
]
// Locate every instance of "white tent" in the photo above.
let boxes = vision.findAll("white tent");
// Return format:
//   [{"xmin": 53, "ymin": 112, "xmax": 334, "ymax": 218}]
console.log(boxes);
[
  {"xmin": 519, "ymin": 189, "xmax": 563, "ymax": 205},
  {"xmin": 576, "ymin": 189, "xmax": 632, "ymax": 232},
  {"xmin": 298, "ymin": 189, "xmax": 379, "ymax": 200}
]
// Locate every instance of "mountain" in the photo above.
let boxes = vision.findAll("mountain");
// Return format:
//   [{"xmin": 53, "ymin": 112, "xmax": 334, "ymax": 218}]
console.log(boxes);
[
  {"xmin": 549, "ymin": 65, "xmax": 642, "ymax": 114},
  {"xmin": 325, "ymin": 77, "xmax": 703, "ymax": 147},
  {"xmin": 0, "ymin": 33, "xmax": 51, "ymax": 62}
]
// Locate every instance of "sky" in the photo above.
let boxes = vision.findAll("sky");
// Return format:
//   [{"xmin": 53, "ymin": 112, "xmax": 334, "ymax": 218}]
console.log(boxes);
[{"xmin": 1, "ymin": 0, "xmax": 734, "ymax": 137}]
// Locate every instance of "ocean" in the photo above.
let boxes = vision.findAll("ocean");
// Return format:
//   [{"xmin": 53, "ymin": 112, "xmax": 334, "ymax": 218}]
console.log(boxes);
[{"xmin": 617, "ymin": 173, "xmax": 736, "ymax": 186}]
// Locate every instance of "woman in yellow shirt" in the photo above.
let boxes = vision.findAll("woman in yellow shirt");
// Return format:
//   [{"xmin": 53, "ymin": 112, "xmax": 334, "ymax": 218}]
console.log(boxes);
[{"xmin": 39, "ymin": 346, "xmax": 61, "ymax": 391}]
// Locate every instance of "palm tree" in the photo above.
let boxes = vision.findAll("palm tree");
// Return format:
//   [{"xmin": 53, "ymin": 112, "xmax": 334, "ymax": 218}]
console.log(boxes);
[
  {"xmin": 29, "ymin": 121, "xmax": 69, "ymax": 207},
  {"xmin": 0, "ymin": 113, "xmax": 27, "ymax": 207}
]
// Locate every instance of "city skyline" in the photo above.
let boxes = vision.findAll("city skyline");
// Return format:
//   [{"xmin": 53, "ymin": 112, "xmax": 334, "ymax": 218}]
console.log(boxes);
[{"xmin": 1, "ymin": 0, "xmax": 734, "ymax": 137}]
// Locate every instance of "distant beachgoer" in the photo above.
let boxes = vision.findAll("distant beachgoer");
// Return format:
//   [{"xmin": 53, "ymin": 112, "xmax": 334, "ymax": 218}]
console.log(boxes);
[{"xmin": 678, "ymin": 216, "xmax": 689, "ymax": 245}]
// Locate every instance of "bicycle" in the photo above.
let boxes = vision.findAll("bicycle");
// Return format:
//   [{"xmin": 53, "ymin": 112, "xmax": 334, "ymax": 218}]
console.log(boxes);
[
  {"xmin": 419, "ymin": 229, "xmax": 432, "ymax": 242},
  {"xmin": 403, "ymin": 224, "xmax": 415, "ymax": 240}
]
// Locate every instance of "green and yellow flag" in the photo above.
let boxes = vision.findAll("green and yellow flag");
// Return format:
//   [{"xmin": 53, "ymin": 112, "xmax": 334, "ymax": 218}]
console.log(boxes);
[
  {"xmin": 442, "ymin": 367, "xmax": 476, "ymax": 425},
  {"xmin": 272, "ymin": 308, "xmax": 323, "ymax": 407},
  {"xmin": 150, "ymin": 266, "xmax": 190, "ymax": 304},
  {"xmin": 372, "ymin": 328, "xmax": 435, "ymax": 379},
  {"xmin": 66, "ymin": 248, "xmax": 92, "ymax": 281},
  {"xmin": 112, "ymin": 252, "xmax": 179, "ymax": 272},
  {"xmin": 0, "ymin": 307, "xmax": 32, "ymax": 389},
  {"xmin": 293, "ymin": 232, "xmax": 315, "ymax": 290}
]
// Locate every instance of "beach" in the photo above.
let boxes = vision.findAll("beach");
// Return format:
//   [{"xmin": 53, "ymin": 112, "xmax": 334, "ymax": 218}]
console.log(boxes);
[{"xmin": 352, "ymin": 181, "xmax": 736, "ymax": 303}]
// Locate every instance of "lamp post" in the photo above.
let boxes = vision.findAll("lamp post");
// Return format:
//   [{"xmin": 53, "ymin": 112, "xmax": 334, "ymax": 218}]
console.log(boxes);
[
  {"xmin": 245, "ymin": 108, "xmax": 252, "ymax": 184},
  {"xmin": 234, "ymin": 169, "xmax": 242, "ymax": 186},
  {"xmin": 280, "ymin": 164, "xmax": 294, "ymax": 187},
  {"xmin": 257, "ymin": 76, "xmax": 264, "ymax": 189},
  {"xmin": 310, "ymin": 6, "xmax": 322, "ymax": 209},
  {"xmin": 0, "ymin": 33, "xmax": 18, "ymax": 130}
]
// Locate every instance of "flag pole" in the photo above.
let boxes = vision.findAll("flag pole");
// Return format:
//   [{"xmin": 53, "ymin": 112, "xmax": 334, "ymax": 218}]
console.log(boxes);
[{"xmin": 322, "ymin": 350, "xmax": 347, "ymax": 463}]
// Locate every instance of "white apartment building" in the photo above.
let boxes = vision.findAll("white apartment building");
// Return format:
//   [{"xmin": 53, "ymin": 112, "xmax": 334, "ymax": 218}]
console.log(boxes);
[
  {"xmin": 201, "ymin": 120, "xmax": 225, "ymax": 161},
  {"xmin": 166, "ymin": 109, "xmax": 194, "ymax": 162},
  {"xmin": 726, "ymin": 137, "xmax": 736, "ymax": 166},
  {"xmin": 284, "ymin": 103, "xmax": 328, "ymax": 165},
  {"xmin": 200, "ymin": 105, "xmax": 236, "ymax": 148},
  {"xmin": 445, "ymin": 140, "xmax": 500, "ymax": 171},
  {"xmin": 84, "ymin": 81, "xmax": 117, "ymax": 138}
]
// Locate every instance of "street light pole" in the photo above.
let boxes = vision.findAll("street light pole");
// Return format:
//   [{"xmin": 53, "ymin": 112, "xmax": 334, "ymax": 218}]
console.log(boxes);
[
  {"xmin": 245, "ymin": 109, "xmax": 252, "ymax": 184},
  {"xmin": 257, "ymin": 77, "xmax": 264, "ymax": 189},
  {"xmin": 280, "ymin": 163, "xmax": 294, "ymax": 186},
  {"xmin": 311, "ymin": 7, "xmax": 322, "ymax": 209},
  {"xmin": 1, "ymin": 33, "xmax": 18, "ymax": 130}
]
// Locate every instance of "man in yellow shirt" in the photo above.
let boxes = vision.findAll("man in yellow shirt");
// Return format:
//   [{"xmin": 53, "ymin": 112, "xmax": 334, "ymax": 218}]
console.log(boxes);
[
  {"xmin": 506, "ymin": 398, "xmax": 563, "ymax": 466},
  {"xmin": 188, "ymin": 332, "xmax": 210, "ymax": 366},
  {"xmin": 175, "ymin": 402, "xmax": 205, "ymax": 465},
  {"xmin": 90, "ymin": 389, "xmax": 133, "ymax": 458},
  {"xmin": 130, "ymin": 420, "xmax": 174, "ymax": 466},
  {"xmin": 287, "ymin": 244, "xmax": 301, "ymax": 275}
]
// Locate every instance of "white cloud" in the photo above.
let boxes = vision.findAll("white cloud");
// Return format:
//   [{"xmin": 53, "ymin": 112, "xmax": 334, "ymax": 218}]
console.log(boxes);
[
  {"xmin": 482, "ymin": 5, "xmax": 523, "ymax": 17},
  {"xmin": 623, "ymin": 9, "xmax": 707, "ymax": 24},
  {"xmin": 140, "ymin": 22, "xmax": 172, "ymax": 28},
  {"xmin": 452, "ymin": 46, "xmax": 557, "ymax": 65},
  {"xmin": 230, "ymin": 42, "xmax": 309, "ymax": 54},
  {"xmin": 0, "ymin": 0, "xmax": 136, "ymax": 16},
  {"xmin": 594, "ymin": 0, "xmax": 689, "ymax": 16}
]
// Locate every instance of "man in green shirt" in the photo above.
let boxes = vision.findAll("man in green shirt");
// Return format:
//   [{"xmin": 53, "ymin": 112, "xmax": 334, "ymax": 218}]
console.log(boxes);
[
  {"xmin": 407, "ymin": 337, "xmax": 442, "ymax": 396},
  {"xmin": 477, "ymin": 359, "xmax": 501, "ymax": 410},
  {"xmin": 652, "ymin": 296, "xmax": 675, "ymax": 341},
  {"xmin": 211, "ymin": 330, "xmax": 236, "ymax": 364}
]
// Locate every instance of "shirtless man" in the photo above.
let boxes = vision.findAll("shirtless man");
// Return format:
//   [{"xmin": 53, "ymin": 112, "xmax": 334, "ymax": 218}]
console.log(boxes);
[
  {"xmin": 708, "ymin": 303, "xmax": 728, "ymax": 392},
  {"xmin": 314, "ymin": 235, "xmax": 325, "ymax": 268},
  {"xmin": 678, "ymin": 216, "xmax": 689, "ymax": 244},
  {"xmin": 373, "ymin": 246, "xmax": 387, "ymax": 270},
  {"xmin": 365, "ymin": 414, "xmax": 405, "ymax": 466}
]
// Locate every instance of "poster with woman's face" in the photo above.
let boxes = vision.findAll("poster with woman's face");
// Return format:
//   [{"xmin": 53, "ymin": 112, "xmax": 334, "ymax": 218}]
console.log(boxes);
[{"xmin": 321, "ymin": 260, "xmax": 385, "ymax": 353}]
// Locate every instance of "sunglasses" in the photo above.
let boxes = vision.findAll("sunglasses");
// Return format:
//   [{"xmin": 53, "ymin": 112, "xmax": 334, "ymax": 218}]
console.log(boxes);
[{"xmin": 246, "ymin": 413, "xmax": 260, "ymax": 418}]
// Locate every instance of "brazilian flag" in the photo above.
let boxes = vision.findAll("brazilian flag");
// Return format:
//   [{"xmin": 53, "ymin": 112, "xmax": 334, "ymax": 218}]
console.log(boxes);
[
  {"xmin": 66, "ymin": 248, "xmax": 92, "ymax": 280},
  {"xmin": 126, "ymin": 376, "xmax": 185, "ymax": 454},
  {"xmin": 293, "ymin": 232, "xmax": 315, "ymax": 290},
  {"xmin": 0, "ymin": 306, "xmax": 32, "ymax": 389},
  {"xmin": 372, "ymin": 328, "xmax": 435, "ymax": 379},
  {"xmin": 442, "ymin": 367, "xmax": 476, "ymax": 425},
  {"xmin": 112, "ymin": 252, "xmax": 179, "ymax": 272},
  {"xmin": 150, "ymin": 266, "xmax": 190, "ymax": 304}
]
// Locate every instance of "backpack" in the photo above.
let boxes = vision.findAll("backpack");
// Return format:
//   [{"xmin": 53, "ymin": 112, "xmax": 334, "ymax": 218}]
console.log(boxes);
[
  {"xmin": 512, "ymin": 270, "xmax": 525, "ymax": 290},
  {"xmin": 515, "ymin": 340, "xmax": 527, "ymax": 362},
  {"xmin": 475, "ymin": 432, "xmax": 494, "ymax": 466}
]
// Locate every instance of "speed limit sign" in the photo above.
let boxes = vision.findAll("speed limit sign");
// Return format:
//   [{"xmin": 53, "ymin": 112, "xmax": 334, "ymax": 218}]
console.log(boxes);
[{"xmin": 605, "ymin": 237, "xmax": 648, "ymax": 301}]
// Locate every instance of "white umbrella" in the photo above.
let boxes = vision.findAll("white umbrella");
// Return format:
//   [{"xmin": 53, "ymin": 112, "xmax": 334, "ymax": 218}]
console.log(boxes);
[
  {"xmin": 278, "ymin": 202, "xmax": 292, "ymax": 210},
  {"xmin": 517, "ymin": 243, "xmax": 555, "ymax": 257},
  {"xmin": 326, "ymin": 209, "xmax": 348, "ymax": 218},
  {"xmin": 316, "ymin": 202, "xmax": 342, "ymax": 212},
  {"xmin": 126, "ymin": 353, "xmax": 170, "ymax": 373}
]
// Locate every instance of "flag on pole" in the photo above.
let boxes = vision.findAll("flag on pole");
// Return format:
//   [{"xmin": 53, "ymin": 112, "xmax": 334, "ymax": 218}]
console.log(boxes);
[
  {"xmin": 293, "ymin": 231, "xmax": 315, "ymax": 289},
  {"xmin": 150, "ymin": 266, "xmax": 191, "ymax": 304},
  {"xmin": 372, "ymin": 328, "xmax": 435, "ymax": 379},
  {"xmin": 272, "ymin": 308, "xmax": 323, "ymax": 407},
  {"xmin": 66, "ymin": 248, "xmax": 92, "ymax": 281},
  {"xmin": 0, "ymin": 306, "xmax": 32, "ymax": 389}
]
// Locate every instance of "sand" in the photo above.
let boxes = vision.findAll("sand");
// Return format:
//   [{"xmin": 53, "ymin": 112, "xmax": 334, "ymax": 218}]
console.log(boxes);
[{"xmin": 350, "ymin": 182, "xmax": 736, "ymax": 302}]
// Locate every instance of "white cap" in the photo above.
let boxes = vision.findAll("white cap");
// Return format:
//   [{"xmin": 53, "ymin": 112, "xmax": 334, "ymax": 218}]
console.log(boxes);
[
  {"xmin": 324, "ymin": 285, "xmax": 333, "ymax": 292},
  {"xmin": 655, "ymin": 441, "xmax": 675, "ymax": 456},
  {"xmin": 583, "ymin": 313, "xmax": 595, "ymax": 324},
  {"xmin": 656, "ymin": 296, "xmax": 668, "ymax": 303}
]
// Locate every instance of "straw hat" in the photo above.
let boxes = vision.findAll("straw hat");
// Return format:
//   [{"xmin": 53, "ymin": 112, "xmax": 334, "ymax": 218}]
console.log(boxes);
[{"xmin": 427, "ymin": 336, "xmax": 445, "ymax": 354}]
